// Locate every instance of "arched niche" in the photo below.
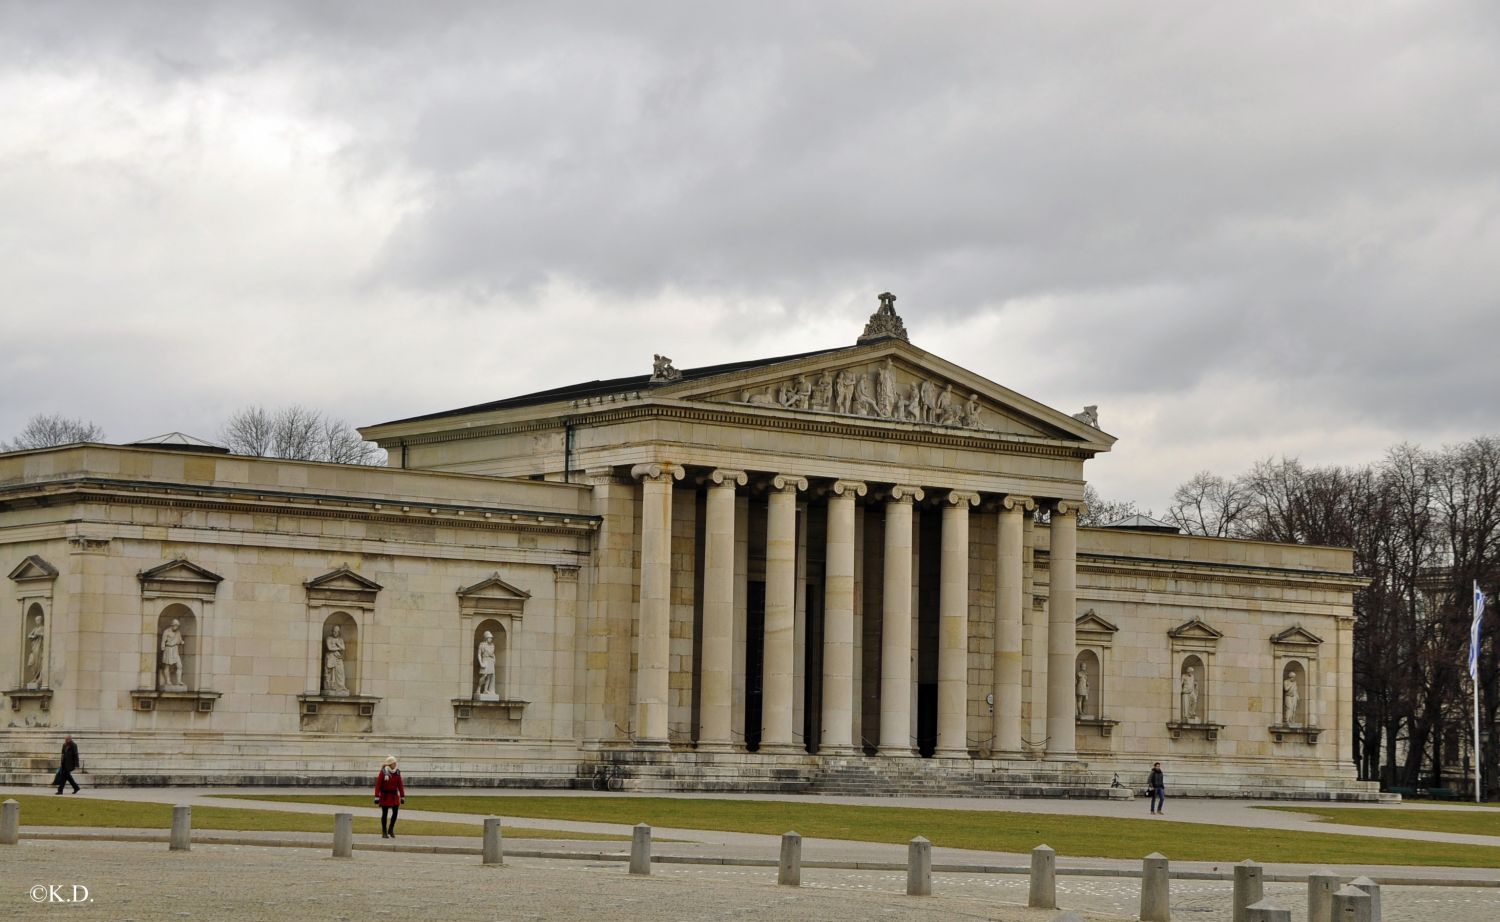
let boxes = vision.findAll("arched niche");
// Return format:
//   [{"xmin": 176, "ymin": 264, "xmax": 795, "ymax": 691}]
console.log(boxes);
[
  {"xmin": 471, "ymin": 619, "xmax": 509, "ymax": 700},
  {"xmin": 1075, "ymin": 649, "xmax": 1101, "ymax": 720},
  {"xmin": 155, "ymin": 603, "xmax": 197, "ymax": 691},
  {"xmin": 320, "ymin": 611, "xmax": 359, "ymax": 696},
  {"xmin": 1179, "ymin": 654, "xmax": 1207, "ymax": 724},
  {"xmin": 1281, "ymin": 660, "xmax": 1306, "ymax": 727},
  {"xmin": 23, "ymin": 601, "xmax": 47, "ymax": 688}
]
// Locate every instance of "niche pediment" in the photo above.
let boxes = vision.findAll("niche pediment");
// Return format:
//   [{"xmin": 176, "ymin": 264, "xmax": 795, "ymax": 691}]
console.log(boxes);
[
  {"xmin": 1168, "ymin": 618, "xmax": 1223, "ymax": 641},
  {"xmin": 138, "ymin": 559, "xmax": 223, "ymax": 599},
  {"xmin": 1270, "ymin": 624, "xmax": 1324, "ymax": 647},
  {"xmin": 305, "ymin": 565, "xmax": 382, "ymax": 607},
  {"xmin": 1076, "ymin": 609, "xmax": 1119, "ymax": 646},
  {"xmin": 9, "ymin": 555, "xmax": 59, "ymax": 584},
  {"xmin": 458, "ymin": 572, "xmax": 531, "ymax": 616}
]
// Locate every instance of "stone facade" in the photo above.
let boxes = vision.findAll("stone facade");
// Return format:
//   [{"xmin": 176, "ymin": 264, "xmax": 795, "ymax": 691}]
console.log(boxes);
[{"xmin": 0, "ymin": 303, "xmax": 1372, "ymax": 797}]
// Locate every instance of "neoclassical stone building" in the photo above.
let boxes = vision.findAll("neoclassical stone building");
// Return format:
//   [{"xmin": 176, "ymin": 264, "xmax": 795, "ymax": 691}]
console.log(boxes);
[{"xmin": 1, "ymin": 298, "xmax": 1373, "ymax": 797}]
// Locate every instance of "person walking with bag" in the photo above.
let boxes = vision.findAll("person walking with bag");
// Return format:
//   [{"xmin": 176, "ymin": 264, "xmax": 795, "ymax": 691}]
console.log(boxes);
[
  {"xmin": 373, "ymin": 755, "xmax": 405, "ymax": 838},
  {"xmin": 1147, "ymin": 761, "xmax": 1165, "ymax": 815},
  {"xmin": 55, "ymin": 735, "xmax": 81, "ymax": 794}
]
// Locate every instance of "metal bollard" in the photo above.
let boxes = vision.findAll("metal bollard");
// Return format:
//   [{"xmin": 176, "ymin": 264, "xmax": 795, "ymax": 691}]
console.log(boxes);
[
  {"xmin": 906, "ymin": 836, "xmax": 932, "ymax": 896},
  {"xmin": 1139, "ymin": 852, "xmax": 1170, "ymax": 922},
  {"xmin": 169, "ymin": 804, "xmax": 192, "ymax": 851},
  {"xmin": 778, "ymin": 831, "xmax": 801, "ymax": 886},
  {"xmin": 629, "ymin": 823, "xmax": 652, "ymax": 876},
  {"xmin": 1332, "ymin": 884, "xmax": 1372, "ymax": 922},
  {"xmin": 0, "ymin": 799, "xmax": 18, "ymax": 845},
  {"xmin": 332, "ymin": 812, "xmax": 353, "ymax": 858},
  {"xmin": 1028, "ymin": 844, "xmax": 1057, "ymax": 909},
  {"xmin": 1246, "ymin": 898, "xmax": 1292, "ymax": 922},
  {"xmin": 1350, "ymin": 876, "xmax": 1381, "ymax": 922},
  {"xmin": 1233, "ymin": 859, "xmax": 1264, "ymax": 922},
  {"xmin": 482, "ymin": 817, "xmax": 503, "ymax": 866},
  {"xmin": 1307, "ymin": 869, "xmax": 1340, "ymax": 922}
]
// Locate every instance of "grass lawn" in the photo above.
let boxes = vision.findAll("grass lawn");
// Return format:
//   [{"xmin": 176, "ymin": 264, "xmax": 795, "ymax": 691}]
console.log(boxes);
[
  {"xmin": 5, "ymin": 795, "xmax": 623, "ymax": 841},
  {"xmin": 226, "ymin": 794, "xmax": 1500, "ymax": 867},
  {"xmin": 1260, "ymin": 805, "xmax": 1500, "ymax": 837}
]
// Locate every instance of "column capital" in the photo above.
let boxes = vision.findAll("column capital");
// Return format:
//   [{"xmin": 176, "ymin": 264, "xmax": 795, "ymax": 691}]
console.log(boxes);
[
  {"xmin": 887, "ymin": 484, "xmax": 925, "ymax": 503},
  {"xmin": 709, "ymin": 468, "xmax": 748, "ymax": 487},
  {"xmin": 1000, "ymin": 494, "xmax": 1037, "ymax": 512},
  {"xmin": 585, "ymin": 465, "xmax": 626, "ymax": 486},
  {"xmin": 552, "ymin": 564, "xmax": 581, "ymax": 583},
  {"xmin": 630, "ymin": 462, "xmax": 685, "ymax": 483},
  {"xmin": 771, "ymin": 473, "xmax": 809, "ymax": 493},
  {"xmin": 831, "ymin": 479, "xmax": 868, "ymax": 498},
  {"xmin": 945, "ymin": 490, "xmax": 980, "ymax": 508},
  {"xmin": 1051, "ymin": 500, "xmax": 1088, "ymax": 518}
]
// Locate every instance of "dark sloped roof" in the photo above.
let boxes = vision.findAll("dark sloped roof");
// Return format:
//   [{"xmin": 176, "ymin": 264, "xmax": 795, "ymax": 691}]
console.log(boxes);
[{"xmin": 375, "ymin": 345, "xmax": 847, "ymax": 427}]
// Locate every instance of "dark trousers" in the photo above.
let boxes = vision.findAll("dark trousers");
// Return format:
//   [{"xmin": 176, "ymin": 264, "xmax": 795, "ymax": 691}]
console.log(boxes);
[
  {"xmin": 1149, "ymin": 787, "xmax": 1165, "ymax": 812},
  {"xmin": 55, "ymin": 769, "xmax": 79, "ymax": 793},
  {"xmin": 381, "ymin": 805, "xmax": 399, "ymax": 834}
]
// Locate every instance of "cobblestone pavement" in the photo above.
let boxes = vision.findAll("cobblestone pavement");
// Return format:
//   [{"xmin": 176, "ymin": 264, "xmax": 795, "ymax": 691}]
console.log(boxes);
[
  {"xmin": 6, "ymin": 839, "xmax": 1500, "ymax": 922},
  {"xmin": 4, "ymin": 839, "xmax": 1109, "ymax": 922}
]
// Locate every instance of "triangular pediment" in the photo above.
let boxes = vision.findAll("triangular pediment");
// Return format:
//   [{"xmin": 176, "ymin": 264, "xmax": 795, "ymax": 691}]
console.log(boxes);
[
  {"xmin": 138, "ymin": 558, "xmax": 223, "ymax": 599},
  {"xmin": 458, "ymin": 572, "xmax": 530, "ymax": 615},
  {"xmin": 9, "ymin": 555, "xmax": 58, "ymax": 583},
  {"xmin": 1168, "ymin": 617, "xmax": 1224, "ymax": 640},
  {"xmin": 1075, "ymin": 609, "xmax": 1119, "ymax": 634},
  {"xmin": 1271, "ymin": 624, "xmax": 1324, "ymax": 646},
  {"xmin": 306, "ymin": 566, "xmax": 383, "ymax": 593},
  {"xmin": 649, "ymin": 339, "xmax": 1111, "ymax": 446}
]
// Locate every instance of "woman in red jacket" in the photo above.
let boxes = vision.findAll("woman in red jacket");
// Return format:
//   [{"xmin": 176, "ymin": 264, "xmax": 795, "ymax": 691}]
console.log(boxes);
[{"xmin": 373, "ymin": 755, "xmax": 405, "ymax": 838}]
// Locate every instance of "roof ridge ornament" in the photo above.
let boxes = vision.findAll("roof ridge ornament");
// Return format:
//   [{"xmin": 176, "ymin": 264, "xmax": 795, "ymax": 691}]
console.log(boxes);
[
  {"xmin": 857, "ymin": 292, "xmax": 910, "ymax": 344},
  {"xmin": 650, "ymin": 354, "xmax": 682, "ymax": 383}
]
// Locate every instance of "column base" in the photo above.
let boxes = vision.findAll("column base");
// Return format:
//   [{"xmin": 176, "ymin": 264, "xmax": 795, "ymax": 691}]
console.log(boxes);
[
  {"xmin": 932, "ymin": 748, "xmax": 971, "ymax": 760},
  {"xmin": 756, "ymin": 742, "xmax": 807, "ymax": 756},
  {"xmin": 816, "ymin": 745, "xmax": 859, "ymax": 758},
  {"xmin": 1043, "ymin": 750, "xmax": 1079, "ymax": 762},
  {"xmin": 874, "ymin": 748, "xmax": 919, "ymax": 759},
  {"xmin": 633, "ymin": 738, "xmax": 672, "ymax": 752},
  {"xmin": 694, "ymin": 741, "xmax": 738, "ymax": 754}
]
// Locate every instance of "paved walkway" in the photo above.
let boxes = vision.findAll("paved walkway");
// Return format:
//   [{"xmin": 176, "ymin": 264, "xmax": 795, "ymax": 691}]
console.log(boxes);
[{"xmin": 4, "ymin": 786, "xmax": 1499, "ymax": 920}]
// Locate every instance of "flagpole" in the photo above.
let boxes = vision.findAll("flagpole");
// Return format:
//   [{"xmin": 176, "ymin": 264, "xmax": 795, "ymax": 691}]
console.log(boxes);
[{"xmin": 1474, "ymin": 581, "xmax": 1486, "ymax": 804}]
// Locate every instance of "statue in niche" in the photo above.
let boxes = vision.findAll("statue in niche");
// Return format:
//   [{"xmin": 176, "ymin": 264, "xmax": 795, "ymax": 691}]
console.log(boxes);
[
  {"xmin": 323, "ymin": 625, "xmax": 348, "ymax": 695},
  {"xmin": 811, "ymin": 371, "xmax": 833, "ymax": 411},
  {"xmin": 1283, "ymin": 674, "xmax": 1301, "ymax": 726},
  {"xmin": 159, "ymin": 619, "xmax": 186, "ymax": 690},
  {"xmin": 853, "ymin": 371, "xmax": 878, "ymax": 415},
  {"xmin": 919, "ymin": 378, "xmax": 938, "ymax": 422},
  {"xmin": 875, "ymin": 358, "xmax": 898, "ymax": 417},
  {"xmin": 963, "ymin": 393, "xmax": 983, "ymax": 428},
  {"xmin": 834, "ymin": 369, "xmax": 857, "ymax": 414},
  {"xmin": 25, "ymin": 614, "xmax": 45, "ymax": 688},
  {"xmin": 475, "ymin": 630, "xmax": 497, "ymax": 700},
  {"xmin": 1180, "ymin": 667, "xmax": 1199, "ymax": 722},
  {"xmin": 900, "ymin": 382, "xmax": 922, "ymax": 421},
  {"xmin": 1075, "ymin": 664, "xmax": 1089, "ymax": 718}
]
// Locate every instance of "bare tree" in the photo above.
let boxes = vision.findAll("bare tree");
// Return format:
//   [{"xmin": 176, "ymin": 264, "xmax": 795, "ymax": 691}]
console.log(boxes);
[
  {"xmin": 1164, "ymin": 470, "xmax": 1249, "ymax": 537},
  {"xmin": 2, "ymin": 413, "xmax": 106, "ymax": 451},
  {"xmin": 219, "ymin": 405, "xmax": 384, "ymax": 465},
  {"xmin": 1079, "ymin": 483, "xmax": 1143, "ymax": 526}
]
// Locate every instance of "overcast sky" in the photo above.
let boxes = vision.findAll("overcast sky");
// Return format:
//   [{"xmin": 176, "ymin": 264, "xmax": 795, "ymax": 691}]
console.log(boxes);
[{"xmin": 2, "ymin": 2, "xmax": 1497, "ymax": 512}]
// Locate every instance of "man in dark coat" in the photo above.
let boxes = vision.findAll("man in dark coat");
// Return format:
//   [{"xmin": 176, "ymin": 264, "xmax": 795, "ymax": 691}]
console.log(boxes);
[
  {"xmin": 1147, "ymin": 762, "xmax": 1165, "ymax": 814},
  {"xmin": 55, "ymin": 735, "xmax": 81, "ymax": 794}
]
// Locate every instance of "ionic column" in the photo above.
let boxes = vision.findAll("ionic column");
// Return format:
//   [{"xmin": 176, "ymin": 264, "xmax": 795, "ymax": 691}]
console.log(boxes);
[
  {"xmin": 699, "ymin": 468, "xmax": 746, "ymax": 751},
  {"xmin": 762, "ymin": 474, "xmax": 807, "ymax": 753},
  {"xmin": 993, "ymin": 494, "xmax": 1033, "ymax": 756},
  {"xmin": 937, "ymin": 490, "xmax": 980, "ymax": 757},
  {"xmin": 631, "ymin": 462, "xmax": 683, "ymax": 747},
  {"xmin": 821, "ymin": 479, "xmax": 866, "ymax": 754},
  {"xmin": 879, "ymin": 485, "xmax": 923, "ymax": 755},
  {"xmin": 1046, "ymin": 500, "xmax": 1081, "ymax": 758}
]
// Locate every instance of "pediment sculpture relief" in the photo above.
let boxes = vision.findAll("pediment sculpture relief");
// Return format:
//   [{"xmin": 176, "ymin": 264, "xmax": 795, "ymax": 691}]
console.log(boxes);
[{"xmin": 731, "ymin": 357, "xmax": 990, "ymax": 431}]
